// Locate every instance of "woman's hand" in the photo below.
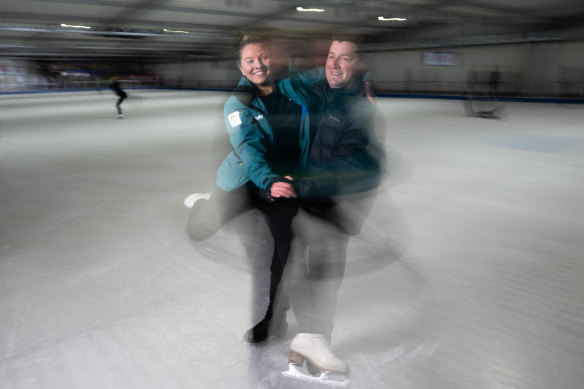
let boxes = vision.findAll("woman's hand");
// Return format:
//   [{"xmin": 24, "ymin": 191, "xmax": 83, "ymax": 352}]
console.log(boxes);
[{"xmin": 270, "ymin": 178, "xmax": 296, "ymax": 198}]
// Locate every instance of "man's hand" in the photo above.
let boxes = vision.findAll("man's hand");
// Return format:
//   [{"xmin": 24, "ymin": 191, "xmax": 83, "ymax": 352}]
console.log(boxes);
[{"xmin": 363, "ymin": 80, "xmax": 375, "ymax": 104}]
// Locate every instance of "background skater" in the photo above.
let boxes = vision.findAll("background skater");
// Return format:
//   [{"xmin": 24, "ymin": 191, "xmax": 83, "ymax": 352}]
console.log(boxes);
[{"xmin": 109, "ymin": 76, "xmax": 127, "ymax": 119}]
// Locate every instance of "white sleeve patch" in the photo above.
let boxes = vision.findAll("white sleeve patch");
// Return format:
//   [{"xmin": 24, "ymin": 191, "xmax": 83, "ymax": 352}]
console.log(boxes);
[{"xmin": 228, "ymin": 111, "xmax": 242, "ymax": 127}]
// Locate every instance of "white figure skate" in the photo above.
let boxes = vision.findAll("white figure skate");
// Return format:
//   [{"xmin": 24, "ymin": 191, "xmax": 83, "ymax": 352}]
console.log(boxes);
[
  {"xmin": 183, "ymin": 192, "xmax": 212, "ymax": 208},
  {"xmin": 283, "ymin": 333, "xmax": 350, "ymax": 387}
]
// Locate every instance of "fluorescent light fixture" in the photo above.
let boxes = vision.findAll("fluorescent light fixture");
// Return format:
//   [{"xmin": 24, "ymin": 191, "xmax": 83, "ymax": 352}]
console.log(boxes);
[
  {"xmin": 378, "ymin": 16, "xmax": 407, "ymax": 21},
  {"xmin": 60, "ymin": 23, "xmax": 92, "ymax": 29},
  {"xmin": 297, "ymin": 7, "xmax": 325, "ymax": 12},
  {"xmin": 163, "ymin": 28, "xmax": 189, "ymax": 34}
]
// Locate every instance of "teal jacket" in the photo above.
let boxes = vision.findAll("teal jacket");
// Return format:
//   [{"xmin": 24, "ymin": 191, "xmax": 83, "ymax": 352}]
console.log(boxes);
[{"xmin": 216, "ymin": 69, "xmax": 324, "ymax": 192}]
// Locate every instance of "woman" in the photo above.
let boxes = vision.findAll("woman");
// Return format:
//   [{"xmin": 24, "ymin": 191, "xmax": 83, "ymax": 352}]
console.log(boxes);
[{"xmin": 186, "ymin": 35, "xmax": 318, "ymax": 343}]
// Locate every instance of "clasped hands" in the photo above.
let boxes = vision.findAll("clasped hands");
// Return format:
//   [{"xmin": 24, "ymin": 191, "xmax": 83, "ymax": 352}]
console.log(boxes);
[{"xmin": 270, "ymin": 176, "xmax": 296, "ymax": 198}]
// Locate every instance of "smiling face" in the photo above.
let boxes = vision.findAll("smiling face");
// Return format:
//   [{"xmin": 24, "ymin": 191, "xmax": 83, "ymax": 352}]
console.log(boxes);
[
  {"xmin": 325, "ymin": 40, "xmax": 360, "ymax": 89},
  {"xmin": 238, "ymin": 43, "xmax": 273, "ymax": 93}
]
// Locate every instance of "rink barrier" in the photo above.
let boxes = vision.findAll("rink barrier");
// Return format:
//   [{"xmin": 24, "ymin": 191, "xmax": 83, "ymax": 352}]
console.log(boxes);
[
  {"xmin": 0, "ymin": 86, "xmax": 194, "ymax": 95},
  {"xmin": 374, "ymin": 93, "xmax": 584, "ymax": 104},
  {"xmin": 2, "ymin": 87, "xmax": 584, "ymax": 104}
]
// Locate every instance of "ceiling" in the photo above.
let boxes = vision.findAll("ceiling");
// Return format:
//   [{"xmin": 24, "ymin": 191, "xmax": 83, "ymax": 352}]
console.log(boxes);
[{"xmin": 1, "ymin": 0, "xmax": 584, "ymax": 62}]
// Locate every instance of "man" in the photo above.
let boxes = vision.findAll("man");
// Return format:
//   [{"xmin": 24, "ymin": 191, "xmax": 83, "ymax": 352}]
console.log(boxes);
[{"xmin": 276, "ymin": 35, "xmax": 385, "ymax": 385}]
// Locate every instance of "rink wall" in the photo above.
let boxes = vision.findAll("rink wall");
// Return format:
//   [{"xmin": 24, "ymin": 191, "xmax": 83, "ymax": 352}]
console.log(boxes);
[
  {"xmin": 2, "ymin": 40, "xmax": 584, "ymax": 100},
  {"xmin": 361, "ymin": 41, "xmax": 584, "ymax": 97},
  {"xmin": 152, "ymin": 40, "xmax": 584, "ymax": 99}
]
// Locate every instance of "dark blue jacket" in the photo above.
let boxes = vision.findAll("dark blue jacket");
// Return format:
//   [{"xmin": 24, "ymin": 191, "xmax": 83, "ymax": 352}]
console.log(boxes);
[{"xmin": 292, "ymin": 79, "xmax": 385, "ymax": 199}]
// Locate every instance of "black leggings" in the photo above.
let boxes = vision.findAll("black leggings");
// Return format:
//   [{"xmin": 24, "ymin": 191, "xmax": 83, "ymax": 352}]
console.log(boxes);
[
  {"xmin": 187, "ymin": 183, "xmax": 297, "ymax": 318},
  {"xmin": 116, "ymin": 94, "xmax": 127, "ymax": 115}
]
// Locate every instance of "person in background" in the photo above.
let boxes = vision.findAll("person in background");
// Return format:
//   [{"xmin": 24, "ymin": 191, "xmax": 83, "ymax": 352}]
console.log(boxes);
[
  {"xmin": 489, "ymin": 65, "xmax": 500, "ymax": 97},
  {"xmin": 109, "ymin": 76, "xmax": 127, "ymax": 119}
]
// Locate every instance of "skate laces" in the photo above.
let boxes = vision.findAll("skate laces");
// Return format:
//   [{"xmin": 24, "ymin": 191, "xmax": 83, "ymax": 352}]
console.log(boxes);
[{"xmin": 314, "ymin": 335, "xmax": 333, "ymax": 353}]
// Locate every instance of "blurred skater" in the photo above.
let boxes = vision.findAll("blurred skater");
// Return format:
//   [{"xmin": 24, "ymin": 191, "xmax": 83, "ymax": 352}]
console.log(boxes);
[
  {"xmin": 109, "ymin": 76, "xmax": 127, "ymax": 118},
  {"xmin": 185, "ymin": 35, "xmax": 325, "ymax": 344},
  {"xmin": 275, "ymin": 34, "xmax": 385, "ymax": 385},
  {"xmin": 489, "ymin": 66, "xmax": 500, "ymax": 97},
  {"xmin": 464, "ymin": 65, "xmax": 505, "ymax": 118}
]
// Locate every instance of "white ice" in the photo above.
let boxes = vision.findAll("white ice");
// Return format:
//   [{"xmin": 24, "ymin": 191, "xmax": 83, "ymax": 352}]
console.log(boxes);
[{"xmin": 1, "ymin": 90, "xmax": 584, "ymax": 389}]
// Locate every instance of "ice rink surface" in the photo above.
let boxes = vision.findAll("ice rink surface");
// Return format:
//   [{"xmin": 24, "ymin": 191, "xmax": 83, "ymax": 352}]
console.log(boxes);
[{"xmin": 1, "ymin": 90, "xmax": 584, "ymax": 389}]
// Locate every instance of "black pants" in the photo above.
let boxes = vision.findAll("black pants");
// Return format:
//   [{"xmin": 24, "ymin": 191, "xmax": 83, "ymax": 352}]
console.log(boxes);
[
  {"xmin": 279, "ymin": 203, "xmax": 349, "ymax": 338},
  {"xmin": 187, "ymin": 183, "xmax": 297, "ymax": 319},
  {"xmin": 116, "ymin": 93, "xmax": 127, "ymax": 115}
]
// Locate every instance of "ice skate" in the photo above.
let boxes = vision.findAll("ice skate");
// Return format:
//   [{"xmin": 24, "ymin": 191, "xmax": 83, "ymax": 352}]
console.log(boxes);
[
  {"xmin": 116, "ymin": 114, "xmax": 123, "ymax": 119},
  {"xmin": 184, "ymin": 192, "xmax": 212, "ymax": 208},
  {"xmin": 282, "ymin": 333, "xmax": 350, "ymax": 387}
]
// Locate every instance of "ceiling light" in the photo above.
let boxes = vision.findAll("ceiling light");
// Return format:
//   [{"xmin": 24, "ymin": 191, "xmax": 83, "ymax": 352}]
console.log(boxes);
[
  {"xmin": 60, "ymin": 23, "xmax": 92, "ymax": 29},
  {"xmin": 297, "ymin": 7, "xmax": 325, "ymax": 12},
  {"xmin": 163, "ymin": 28, "xmax": 189, "ymax": 34},
  {"xmin": 378, "ymin": 16, "xmax": 407, "ymax": 21}
]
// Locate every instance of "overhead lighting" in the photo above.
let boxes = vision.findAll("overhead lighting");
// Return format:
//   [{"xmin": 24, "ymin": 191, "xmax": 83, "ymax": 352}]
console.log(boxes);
[
  {"xmin": 297, "ymin": 7, "xmax": 325, "ymax": 12},
  {"xmin": 378, "ymin": 16, "xmax": 407, "ymax": 21},
  {"xmin": 163, "ymin": 28, "xmax": 190, "ymax": 34},
  {"xmin": 60, "ymin": 23, "xmax": 92, "ymax": 29}
]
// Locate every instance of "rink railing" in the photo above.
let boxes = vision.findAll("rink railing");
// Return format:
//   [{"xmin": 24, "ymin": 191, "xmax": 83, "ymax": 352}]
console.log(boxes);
[
  {"xmin": 2, "ymin": 79, "xmax": 584, "ymax": 101},
  {"xmin": 0, "ymin": 79, "xmax": 164, "ymax": 93},
  {"xmin": 370, "ymin": 80, "xmax": 584, "ymax": 99}
]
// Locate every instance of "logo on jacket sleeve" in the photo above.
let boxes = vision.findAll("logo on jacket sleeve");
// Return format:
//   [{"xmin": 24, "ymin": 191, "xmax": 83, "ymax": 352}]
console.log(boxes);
[{"xmin": 228, "ymin": 111, "xmax": 242, "ymax": 127}]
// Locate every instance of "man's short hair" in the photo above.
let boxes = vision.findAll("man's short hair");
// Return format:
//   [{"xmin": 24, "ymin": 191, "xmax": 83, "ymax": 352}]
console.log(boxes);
[{"xmin": 330, "ymin": 32, "xmax": 362, "ymax": 47}]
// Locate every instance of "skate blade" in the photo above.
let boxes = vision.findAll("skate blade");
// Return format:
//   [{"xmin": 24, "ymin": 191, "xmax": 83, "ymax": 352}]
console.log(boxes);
[{"xmin": 283, "ymin": 364, "xmax": 350, "ymax": 387}]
